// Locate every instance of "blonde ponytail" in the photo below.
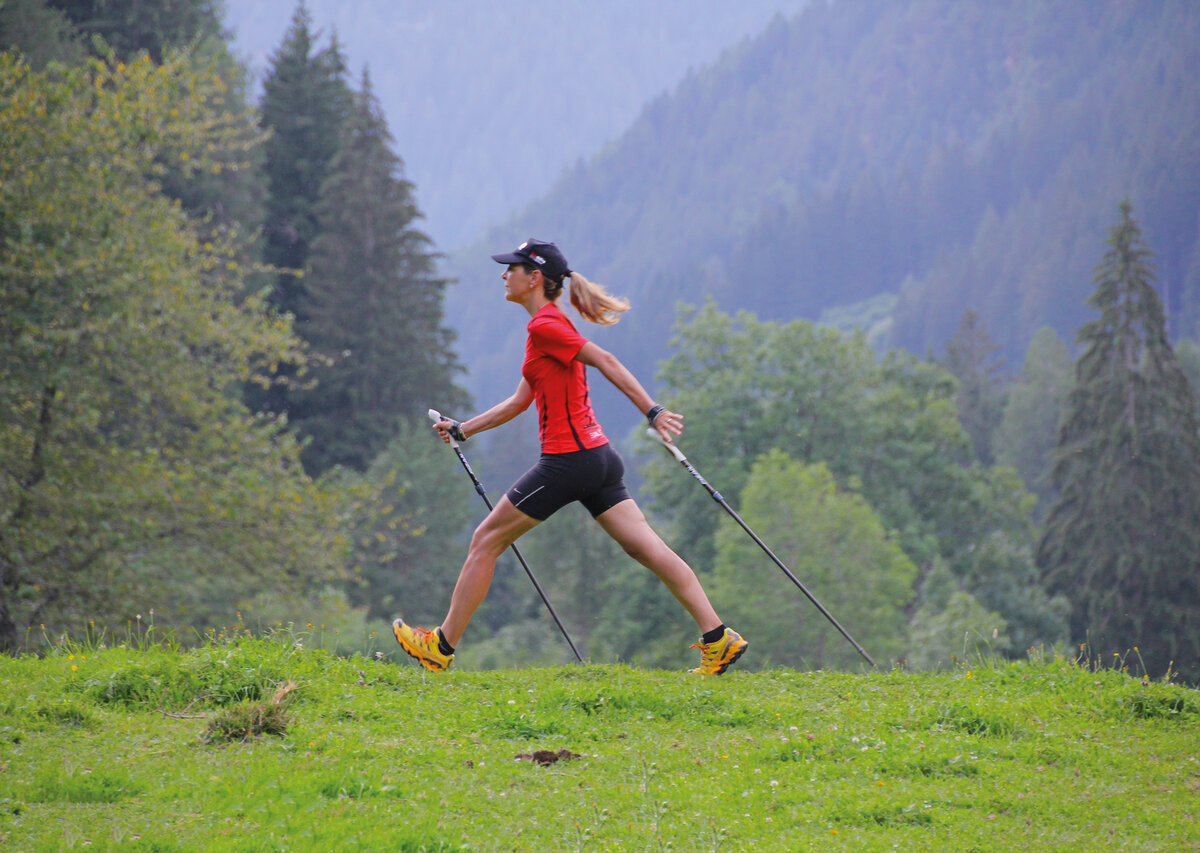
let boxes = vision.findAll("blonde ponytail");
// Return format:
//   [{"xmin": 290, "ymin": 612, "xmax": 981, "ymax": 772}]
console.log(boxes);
[{"xmin": 566, "ymin": 271, "xmax": 630, "ymax": 325}]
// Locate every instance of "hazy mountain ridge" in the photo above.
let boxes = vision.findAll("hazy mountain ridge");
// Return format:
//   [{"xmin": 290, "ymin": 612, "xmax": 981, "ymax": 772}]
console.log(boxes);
[
  {"xmin": 447, "ymin": 0, "xmax": 1200, "ymax": 430},
  {"xmin": 221, "ymin": 0, "xmax": 811, "ymax": 250}
]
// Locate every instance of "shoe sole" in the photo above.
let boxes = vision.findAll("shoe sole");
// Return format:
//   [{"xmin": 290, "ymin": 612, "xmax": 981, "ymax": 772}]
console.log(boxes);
[{"xmin": 392, "ymin": 619, "xmax": 448, "ymax": 672}]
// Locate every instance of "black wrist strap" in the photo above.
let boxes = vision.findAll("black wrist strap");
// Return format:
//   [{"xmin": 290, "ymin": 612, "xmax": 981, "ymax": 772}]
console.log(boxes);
[
  {"xmin": 646, "ymin": 404, "xmax": 666, "ymax": 427},
  {"xmin": 448, "ymin": 419, "xmax": 467, "ymax": 442}
]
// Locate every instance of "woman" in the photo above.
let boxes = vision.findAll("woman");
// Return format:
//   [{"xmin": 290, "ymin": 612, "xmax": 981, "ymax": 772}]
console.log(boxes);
[{"xmin": 392, "ymin": 239, "xmax": 747, "ymax": 675}]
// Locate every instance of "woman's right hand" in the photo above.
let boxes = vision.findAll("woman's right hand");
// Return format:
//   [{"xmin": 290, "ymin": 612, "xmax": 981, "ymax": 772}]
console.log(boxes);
[
  {"xmin": 433, "ymin": 417, "xmax": 467, "ymax": 444},
  {"xmin": 652, "ymin": 408, "xmax": 684, "ymax": 443}
]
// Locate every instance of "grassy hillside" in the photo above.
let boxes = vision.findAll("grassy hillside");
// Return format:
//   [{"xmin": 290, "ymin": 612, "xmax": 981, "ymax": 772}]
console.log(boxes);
[{"xmin": 2, "ymin": 631, "xmax": 1197, "ymax": 851}]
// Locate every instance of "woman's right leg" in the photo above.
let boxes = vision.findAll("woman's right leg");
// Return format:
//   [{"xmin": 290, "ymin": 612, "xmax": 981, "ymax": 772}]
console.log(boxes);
[{"xmin": 439, "ymin": 496, "xmax": 541, "ymax": 647}]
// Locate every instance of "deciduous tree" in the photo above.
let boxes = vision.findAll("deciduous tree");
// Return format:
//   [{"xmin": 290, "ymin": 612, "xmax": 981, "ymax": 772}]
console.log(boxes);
[
  {"xmin": 639, "ymin": 302, "xmax": 1060, "ymax": 664},
  {"xmin": 994, "ymin": 326, "xmax": 1074, "ymax": 515},
  {"xmin": 710, "ymin": 453, "xmax": 916, "ymax": 670},
  {"xmin": 0, "ymin": 53, "xmax": 342, "ymax": 651}
]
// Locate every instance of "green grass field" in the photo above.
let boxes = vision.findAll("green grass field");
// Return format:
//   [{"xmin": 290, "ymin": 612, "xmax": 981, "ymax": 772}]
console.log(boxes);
[{"xmin": 1, "ymin": 629, "xmax": 1197, "ymax": 852}]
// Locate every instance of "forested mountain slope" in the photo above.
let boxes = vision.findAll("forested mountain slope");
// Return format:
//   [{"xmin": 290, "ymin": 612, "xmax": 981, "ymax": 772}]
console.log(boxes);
[
  {"xmin": 448, "ymin": 0, "xmax": 1200, "ymax": 428},
  {"xmin": 222, "ymin": 0, "xmax": 810, "ymax": 250}
]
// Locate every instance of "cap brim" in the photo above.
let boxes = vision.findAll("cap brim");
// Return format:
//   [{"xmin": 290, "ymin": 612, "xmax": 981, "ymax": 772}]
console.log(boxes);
[{"xmin": 491, "ymin": 251, "xmax": 525, "ymax": 265}]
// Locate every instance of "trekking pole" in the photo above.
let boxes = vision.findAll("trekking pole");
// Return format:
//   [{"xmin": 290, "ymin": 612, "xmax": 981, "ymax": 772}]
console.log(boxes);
[
  {"xmin": 428, "ymin": 409, "xmax": 584, "ymax": 663},
  {"xmin": 647, "ymin": 430, "xmax": 876, "ymax": 668}
]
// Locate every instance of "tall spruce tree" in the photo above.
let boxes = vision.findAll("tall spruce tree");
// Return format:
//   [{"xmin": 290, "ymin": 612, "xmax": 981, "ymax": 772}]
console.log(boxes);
[
  {"xmin": 1037, "ymin": 200, "xmax": 1200, "ymax": 682},
  {"xmin": 295, "ymin": 73, "xmax": 465, "ymax": 475},
  {"xmin": 253, "ymin": 2, "xmax": 353, "ymax": 416}
]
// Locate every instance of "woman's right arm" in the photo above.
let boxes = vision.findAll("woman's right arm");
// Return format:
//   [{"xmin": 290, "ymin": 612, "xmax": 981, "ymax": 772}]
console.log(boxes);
[{"xmin": 433, "ymin": 378, "xmax": 533, "ymax": 443}]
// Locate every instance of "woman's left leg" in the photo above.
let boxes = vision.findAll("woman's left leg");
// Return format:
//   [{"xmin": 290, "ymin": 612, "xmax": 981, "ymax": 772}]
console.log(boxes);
[{"xmin": 594, "ymin": 498, "xmax": 722, "ymax": 633}]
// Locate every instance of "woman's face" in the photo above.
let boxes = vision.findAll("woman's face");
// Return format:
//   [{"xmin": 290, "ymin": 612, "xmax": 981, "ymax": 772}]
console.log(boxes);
[{"xmin": 503, "ymin": 263, "xmax": 538, "ymax": 302}]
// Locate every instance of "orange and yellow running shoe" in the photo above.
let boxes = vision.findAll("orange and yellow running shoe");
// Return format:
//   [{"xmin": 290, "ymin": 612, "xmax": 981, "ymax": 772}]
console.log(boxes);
[
  {"xmin": 689, "ymin": 627, "xmax": 748, "ymax": 675},
  {"xmin": 392, "ymin": 619, "xmax": 454, "ymax": 672}
]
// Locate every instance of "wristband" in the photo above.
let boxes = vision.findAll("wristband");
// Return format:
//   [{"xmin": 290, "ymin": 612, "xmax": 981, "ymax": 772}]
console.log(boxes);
[
  {"xmin": 447, "ymin": 419, "xmax": 467, "ymax": 442},
  {"xmin": 646, "ymin": 404, "xmax": 666, "ymax": 427}
]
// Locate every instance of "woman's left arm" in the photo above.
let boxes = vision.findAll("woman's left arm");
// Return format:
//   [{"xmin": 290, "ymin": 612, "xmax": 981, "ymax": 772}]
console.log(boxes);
[{"xmin": 575, "ymin": 341, "xmax": 683, "ymax": 440}]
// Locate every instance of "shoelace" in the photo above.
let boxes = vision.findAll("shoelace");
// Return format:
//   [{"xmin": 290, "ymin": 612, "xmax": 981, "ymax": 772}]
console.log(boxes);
[
  {"xmin": 407, "ymin": 626, "xmax": 440, "ymax": 653},
  {"xmin": 690, "ymin": 641, "xmax": 720, "ymax": 664}
]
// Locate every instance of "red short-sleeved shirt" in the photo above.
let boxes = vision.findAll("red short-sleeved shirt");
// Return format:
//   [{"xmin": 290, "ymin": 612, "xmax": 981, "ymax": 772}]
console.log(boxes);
[{"xmin": 523, "ymin": 304, "xmax": 608, "ymax": 453}]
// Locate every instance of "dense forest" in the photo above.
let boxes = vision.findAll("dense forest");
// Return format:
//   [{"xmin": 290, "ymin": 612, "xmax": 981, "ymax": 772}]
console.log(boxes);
[
  {"xmin": 2, "ymin": 0, "xmax": 1198, "ymax": 682},
  {"xmin": 451, "ymin": 0, "xmax": 1200, "ymax": 434}
]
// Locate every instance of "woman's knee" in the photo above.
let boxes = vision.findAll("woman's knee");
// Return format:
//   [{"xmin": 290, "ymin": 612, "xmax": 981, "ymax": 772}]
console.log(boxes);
[
  {"xmin": 619, "ymin": 529, "xmax": 672, "ymax": 567},
  {"xmin": 469, "ymin": 521, "xmax": 509, "ymax": 556},
  {"xmin": 469, "ymin": 505, "xmax": 535, "ymax": 556}
]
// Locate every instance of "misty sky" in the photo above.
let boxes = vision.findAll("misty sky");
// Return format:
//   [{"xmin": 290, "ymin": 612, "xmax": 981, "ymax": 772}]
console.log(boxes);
[{"xmin": 221, "ymin": 1, "xmax": 809, "ymax": 252}]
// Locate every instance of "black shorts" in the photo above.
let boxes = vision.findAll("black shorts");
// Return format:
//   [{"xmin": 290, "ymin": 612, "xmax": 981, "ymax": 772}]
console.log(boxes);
[{"xmin": 506, "ymin": 443, "xmax": 632, "ymax": 521}]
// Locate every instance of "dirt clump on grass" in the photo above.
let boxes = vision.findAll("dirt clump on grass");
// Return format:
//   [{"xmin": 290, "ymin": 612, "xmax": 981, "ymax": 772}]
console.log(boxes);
[
  {"xmin": 204, "ymin": 680, "xmax": 298, "ymax": 744},
  {"xmin": 513, "ymin": 748, "xmax": 581, "ymax": 766}
]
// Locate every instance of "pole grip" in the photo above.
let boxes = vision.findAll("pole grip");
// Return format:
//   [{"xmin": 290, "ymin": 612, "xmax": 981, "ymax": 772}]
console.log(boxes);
[
  {"xmin": 428, "ymin": 408, "xmax": 459, "ymax": 448},
  {"xmin": 646, "ymin": 427, "xmax": 687, "ymax": 463}
]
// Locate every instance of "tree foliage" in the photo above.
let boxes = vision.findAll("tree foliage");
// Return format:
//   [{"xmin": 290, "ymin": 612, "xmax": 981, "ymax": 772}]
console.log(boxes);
[
  {"xmin": 258, "ymin": 5, "xmax": 352, "ymax": 323},
  {"xmin": 458, "ymin": 0, "xmax": 1200, "ymax": 437},
  {"xmin": 339, "ymin": 420, "xmax": 471, "ymax": 626},
  {"xmin": 994, "ymin": 326, "xmax": 1074, "ymax": 515},
  {"xmin": 940, "ymin": 309, "xmax": 1006, "ymax": 465},
  {"xmin": 710, "ymin": 453, "xmax": 916, "ymax": 670},
  {"xmin": 0, "ymin": 52, "xmax": 343, "ymax": 651},
  {"xmin": 247, "ymin": 4, "xmax": 354, "ymax": 419},
  {"xmin": 294, "ymin": 74, "xmax": 465, "ymax": 475},
  {"xmin": 46, "ymin": 0, "xmax": 225, "ymax": 62},
  {"xmin": 639, "ymin": 303, "xmax": 1064, "ymax": 662},
  {"xmin": 906, "ymin": 559, "xmax": 1011, "ymax": 670},
  {"xmin": 32, "ymin": 0, "xmax": 268, "ymax": 272},
  {"xmin": 0, "ymin": 0, "xmax": 84, "ymax": 68},
  {"xmin": 1037, "ymin": 201, "xmax": 1200, "ymax": 681}
]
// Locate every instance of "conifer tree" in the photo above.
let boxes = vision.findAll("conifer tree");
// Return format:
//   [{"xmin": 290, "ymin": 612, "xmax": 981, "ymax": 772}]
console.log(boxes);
[
  {"xmin": 46, "ymin": 0, "xmax": 224, "ymax": 62},
  {"xmin": 253, "ymin": 2, "xmax": 353, "ymax": 415},
  {"xmin": 1037, "ymin": 200, "xmax": 1200, "ymax": 682},
  {"xmin": 41, "ymin": 0, "xmax": 267, "ymax": 282},
  {"xmin": 295, "ymin": 73, "xmax": 465, "ymax": 475},
  {"xmin": 941, "ymin": 308, "xmax": 1006, "ymax": 465},
  {"xmin": 1, "ymin": 0, "xmax": 84, "ymax": 68}
]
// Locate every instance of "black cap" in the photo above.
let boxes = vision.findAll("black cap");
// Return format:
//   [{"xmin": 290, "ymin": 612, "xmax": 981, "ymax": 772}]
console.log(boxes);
[{"xmin": 491, "ymin": 239, "xmax": 570, "ymax": 281}]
